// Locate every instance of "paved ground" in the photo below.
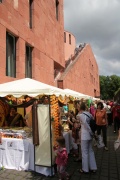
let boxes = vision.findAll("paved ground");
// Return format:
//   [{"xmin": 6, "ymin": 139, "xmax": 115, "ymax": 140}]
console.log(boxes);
[{"xmin": 0, "ymin": 125, "xmax": 120, "ymax": 180}]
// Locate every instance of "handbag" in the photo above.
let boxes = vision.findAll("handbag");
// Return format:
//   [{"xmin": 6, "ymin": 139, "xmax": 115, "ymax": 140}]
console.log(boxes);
[
  {"xmin": 102, "ymin": 118, "xmax": 106, "ymax": 123},
  {"xmin": 97, "ymin": 135, "xmax": 105, "ymax": 148},
  {"xmin": 114, "ymin": 139, "xmax": 120, "ymax": 150}
]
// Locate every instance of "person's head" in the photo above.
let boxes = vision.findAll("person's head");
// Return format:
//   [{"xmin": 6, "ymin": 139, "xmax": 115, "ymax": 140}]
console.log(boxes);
[
  {"xmin": 97, "ymin": 102, "xmax": 104, "ymax": 109},
  {"xmin": 56, "ymin": 136, "xmax": 65, "ymax": 148},
  {"xmin": 10, "ymin": 107, "xmax": 17, "ymax": 114},
  {"xmin": 68, "ymin": 110, "xmax": 74, "ymax": 117},
  {"xmin": 90, "ymin": 102, "xmax": 95, "ymax": 107},
  {"xmin": 106, "ymin": 101, "xmax": 110, "ymax": 105},
  {"xmin": 79, "ymin": 102, "xmax": 86, "ymax": 111}
]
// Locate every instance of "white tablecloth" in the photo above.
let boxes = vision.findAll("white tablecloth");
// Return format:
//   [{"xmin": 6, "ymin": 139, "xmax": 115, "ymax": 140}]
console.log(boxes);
[
  {"xmin": 63, "ymin": 130, "xmax": 72, "ymax": 154},
  {"xmin": 0, "ymin": 138, "xmax": 53, "ymax": 176},
  {"xmin": 0, "ymin": 132, "xmax": 72, "ymax": 176},
  {"xmin": 0, "ymin": 138, "xmax": 30, "ymax": 170}
]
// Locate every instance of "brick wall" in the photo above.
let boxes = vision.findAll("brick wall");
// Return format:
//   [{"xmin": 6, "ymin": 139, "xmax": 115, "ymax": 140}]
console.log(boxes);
[
  {"xmin": 62, "ymin": 44, "xmax": 100, "ymax": 97},
  {"xmin": 64, "ymin": 31, "xmax": 76, "ymax": 61},
  {"xmin": 0, "ymin": 0, "xmax": 64, "ymax": 85}
]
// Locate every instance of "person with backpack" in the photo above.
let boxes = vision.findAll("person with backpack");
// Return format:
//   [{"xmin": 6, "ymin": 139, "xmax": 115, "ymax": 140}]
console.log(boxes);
[{"xmin": 76, "ymin": 102, "xmax": 97, "ymax": 174}]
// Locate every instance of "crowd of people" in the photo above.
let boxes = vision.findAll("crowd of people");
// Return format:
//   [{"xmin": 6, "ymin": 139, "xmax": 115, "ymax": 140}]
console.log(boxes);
[
  {"xmin": 2, "ymin": 98, "xmax": 120, "ymax": 179},
  {"xmin": 53, "ymin": 100, "xmax": 120, "ymax": 179}
]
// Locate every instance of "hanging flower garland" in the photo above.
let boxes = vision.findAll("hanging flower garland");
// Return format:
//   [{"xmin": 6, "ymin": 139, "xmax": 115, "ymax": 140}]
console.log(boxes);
[{"xmin": 50, "ymin": 95, "xmax": 60, "ymax": 144}]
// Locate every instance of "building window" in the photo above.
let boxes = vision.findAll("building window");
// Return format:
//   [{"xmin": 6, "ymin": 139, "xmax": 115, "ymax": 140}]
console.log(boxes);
[
  {"xmin": 55, "ymin": 0, "xmax": 59, "ymax": 20},
  {"xmin": 57, "ymin": 80, "xmax": 63, "ymax": 89},
  {"xmin": 94, "ymin": 89, "xmax": 96, "ymax": 97},
  {"xmin": 25, "ymin": 45, "xmax": 32, "ymax": 78},
  {"xmin": 69, "ymin": 34, "xmax": 71, "ymax": 44},
  {"xmin": 6, "ymin": 32, "xmax": 16, "ymax": 77},
  {"xmin": 64, "ymin": 32, "xmax": 66, "ymax": 43},
  {"xmin": 29, "ymin": 0, "xmax": 33, "ymax": 28}
]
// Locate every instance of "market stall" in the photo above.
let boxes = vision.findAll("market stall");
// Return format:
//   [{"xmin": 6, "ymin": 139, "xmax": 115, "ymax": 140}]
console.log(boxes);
[
  {"xmin": 0, "ymin": 78, "xmax": 67, "ymax": 176},
  {"xmin": 0, "ymin": 79, "xmax": 92, "ymax": 176}
]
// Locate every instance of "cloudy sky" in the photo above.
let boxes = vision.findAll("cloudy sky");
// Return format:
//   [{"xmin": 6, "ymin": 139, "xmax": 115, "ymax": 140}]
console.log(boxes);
[{"xmin": 64, "ymin": 0, "xmax": 120, "ymax": 76}]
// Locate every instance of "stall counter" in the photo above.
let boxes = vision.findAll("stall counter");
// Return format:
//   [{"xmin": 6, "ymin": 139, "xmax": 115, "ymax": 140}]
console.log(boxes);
[
  {"xmin": 0, "ymin": 131, "xmax": 73, "ymax": 176},
  {"xmin": 0, "ymin": 137, "xmax": 54, "ymax": 176}
]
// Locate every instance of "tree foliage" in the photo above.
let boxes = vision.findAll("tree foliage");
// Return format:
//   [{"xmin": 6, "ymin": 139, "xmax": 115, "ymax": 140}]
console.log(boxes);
[{"xmin": 100, "ymin": 75, "xmax": 120, "ymax": 100}]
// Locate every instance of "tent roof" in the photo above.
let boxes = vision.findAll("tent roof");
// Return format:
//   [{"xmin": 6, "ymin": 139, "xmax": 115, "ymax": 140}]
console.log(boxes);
[
  {"xmin": 64, "ymin": 89, "xmax": 90, "ymax": 99},
  {"xmin": 0, "ymin": 78, "xmax": 66, "ymax": 97}
]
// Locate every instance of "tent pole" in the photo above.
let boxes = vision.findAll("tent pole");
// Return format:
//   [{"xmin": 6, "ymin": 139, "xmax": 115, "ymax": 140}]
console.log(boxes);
[{"xmin": 49, "ymin": 95, "xmax": 53, "ymax": 176}]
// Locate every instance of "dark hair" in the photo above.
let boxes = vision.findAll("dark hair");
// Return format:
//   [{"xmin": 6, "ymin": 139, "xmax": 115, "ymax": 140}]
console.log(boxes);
[
  {"xmin": 24, "ymin": 95, "xmax": 31, "ymax": 100},
  {"xmin": 97, "ymin": 102, "xmax": 104, "ymax": 109},
  {"xmin": 106, "ymin": 102, "xmax": 109, "ymax": 105},
  {"xmin": 10, "ymin": 107, "xmax": 17, "ymax": 111},
  {"xmin": 69, "ymin": 110, "xmax": 74, "ymax": 115},
  {"xmin": 79, "ymin": 102, "xmax": 86, "ymax": 111},
  {"xmin": 56, "ymin": 136, "xmax": 65, "ymax": 147}
]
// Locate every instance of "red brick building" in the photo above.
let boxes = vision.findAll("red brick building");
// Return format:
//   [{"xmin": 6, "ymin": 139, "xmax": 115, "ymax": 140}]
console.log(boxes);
[
  {"xmin": 55, "ymin": 31, "xmax": 100, "ymax": 97},
  {"xmin": 0, "ymin": 0, "xmax": 100, "ymax": 97}
]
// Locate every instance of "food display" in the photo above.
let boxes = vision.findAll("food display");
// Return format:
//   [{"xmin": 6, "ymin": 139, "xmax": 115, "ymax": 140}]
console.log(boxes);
[
  {"xmin": 0, "ymin": 127, "xmax": 32, "ymax": 139},
  {"xmin": 1, "ymin": 132, "xmax": 23, "ymax": 139}
]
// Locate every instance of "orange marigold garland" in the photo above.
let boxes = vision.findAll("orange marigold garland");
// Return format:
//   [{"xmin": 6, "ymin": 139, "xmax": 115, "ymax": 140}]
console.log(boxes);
[{"xmin": 50, "ymin": 95, "xmax": 60, "ymax": 145}]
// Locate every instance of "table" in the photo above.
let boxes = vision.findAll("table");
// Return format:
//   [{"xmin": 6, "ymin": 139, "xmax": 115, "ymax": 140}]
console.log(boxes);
[
  {"xmin": 0, "ymin": 138, "xmax": 30, "ymax": 170},
  {"xmin": 0, "ymin": 138, "xmax": 53, "ymax": 176},
  {"xmin": 0, "ymin": 132, "xmax": 73, "ymax": 176}
]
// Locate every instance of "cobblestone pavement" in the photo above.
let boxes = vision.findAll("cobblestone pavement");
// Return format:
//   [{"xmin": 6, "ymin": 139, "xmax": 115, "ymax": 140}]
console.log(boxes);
[{"xmin": 0, "ymin": 126, "xmax": 120, "ymax": 180}]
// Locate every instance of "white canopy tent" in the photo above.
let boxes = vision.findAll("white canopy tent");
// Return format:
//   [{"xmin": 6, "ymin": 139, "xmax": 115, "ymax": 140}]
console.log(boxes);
[
  {"xmin": 0, "ymin": 78, "xmax": 67, "ymax": 175},
  {"xmin": 92, "ymin": 97, "xmax": 100, "ymax": 101},
  {"xmin": 63, "ymin": 88, "xmax": 90, "ymax": 99},
  {"xmin": 0, "ymin": 78, "xmax": 66, "ymax": 97}
]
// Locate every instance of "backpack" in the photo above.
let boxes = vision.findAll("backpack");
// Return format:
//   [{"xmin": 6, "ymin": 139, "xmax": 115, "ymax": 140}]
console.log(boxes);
[{"xmin": 83, "ymin": 113, "xmax": 97, "ymax": 134}]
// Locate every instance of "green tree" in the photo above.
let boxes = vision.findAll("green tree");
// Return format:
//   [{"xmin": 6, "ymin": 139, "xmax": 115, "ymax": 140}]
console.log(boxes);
[{"xmin": 100, "ymin": 75, "xmax": 120, "ymax": 100}]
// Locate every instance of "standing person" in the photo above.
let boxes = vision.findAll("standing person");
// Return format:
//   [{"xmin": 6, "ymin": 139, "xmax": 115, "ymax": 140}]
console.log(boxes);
[
  {"xmin": 111, "ymin": 102, "xmax": 117, "ymax": 132},
  {"xmin": 95, "ymin": 102, "xmax": 108, "ymax": 150},
  {"xmin": 89, "ymin": 102, "xmax": 96, "ymax": 117},
  {"xmin": 67, "ymin": 111, "xmax": 78, "ymax": 157},
  {"xmin": 53, "ymin": 136, "xmax": 70, "ymax": 180},
  {"xmin": 77, "ymin": 102, "xmax": 97, "ymax": 173},
  {"xmin": 112, "ymin": 102, "xmax": 120, "ymax": 133},
  {"xmin": 106, "ymin": 102, "xmax": 112, "ymax": 126},
  {"xmin": 67, "ymin": 110, "xmax": 75, "ymax": 130}
]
